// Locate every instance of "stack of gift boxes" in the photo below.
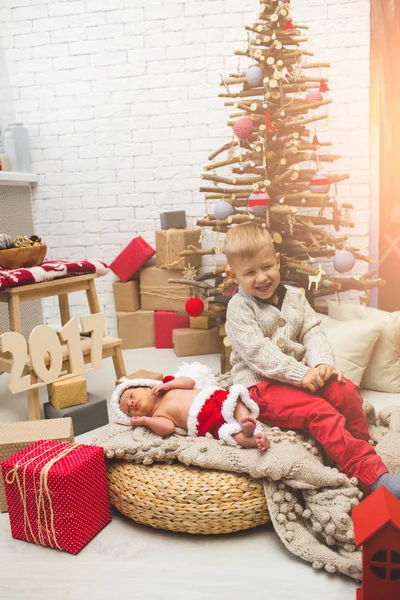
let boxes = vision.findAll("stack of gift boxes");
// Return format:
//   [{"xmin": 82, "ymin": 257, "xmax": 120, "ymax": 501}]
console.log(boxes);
[
  {"xmin": 42, "ymin": 375, "xmax": 109, "ymax": 435},
  {"xmin": 110, "ymin": 211, "xmax": 220, "ymax": 357}
]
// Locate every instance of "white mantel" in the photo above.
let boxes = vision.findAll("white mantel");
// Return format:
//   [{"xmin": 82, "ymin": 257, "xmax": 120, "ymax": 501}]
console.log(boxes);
[{"xmin": 0, "ymin": 172, "xmax": 38, "ymax": 185}]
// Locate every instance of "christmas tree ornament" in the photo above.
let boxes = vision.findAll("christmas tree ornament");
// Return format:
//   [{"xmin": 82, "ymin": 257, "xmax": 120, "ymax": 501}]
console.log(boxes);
[
  {"xmin": 284, "ymin": 19, "xmax": 294, "ymax": 31},
  {"xmin": 309, "ymin": 174, "xmax": 330, "ymax": 193},
  {"xmin": 245, "ymin": 65, "xmax": 264, "ymax": 87},
  {"xmin": 233, "ymin": 117, "xmax": 254, "ymax": 140},
  {"xmin": 185, "ymin": 297, "xmax": 205, "ymax": 318},
  {"xmin": 213, "ymin": 201, "xmax": 234, "ymax": 220},
  {"xmin": 306, "ymin": 90, "xmax": 323, "ymax": 104},
  {"xmin": 0, "ymin": 233, "xmax": 13, "ymax": 250},
  {"xmin": 248, "ymin": 190, "xmax": 271, "ymax": 215},
  {"xmin": 333, "ymin": 250, "xmax": 355, "ymax": 273},
  {"xmin": 319, "ymin": 79, "xmax": 329, "ymax": 93},
  {"xmin": 290, "ymin": 63, "xmax": 303, "ymax": 81},
  {"xmin": 182, "ymin": 264, "xmax": 198, "ymax": 281}
]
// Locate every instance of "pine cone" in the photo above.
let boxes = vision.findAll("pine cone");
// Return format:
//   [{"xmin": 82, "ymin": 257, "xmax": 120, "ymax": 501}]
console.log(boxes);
[{"xmin": 11, "ymin": 235, "xmax": 33, "ymax": 248}]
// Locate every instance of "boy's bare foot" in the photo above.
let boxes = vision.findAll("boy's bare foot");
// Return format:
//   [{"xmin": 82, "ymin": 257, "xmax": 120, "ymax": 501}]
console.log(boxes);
[
  {"xmin": 255, "ymin": 432, "xmax": 270, "ymax": 451},
  {"xmin": 241, "ymin": 416, "xmax": 257, "ymax": 437}
]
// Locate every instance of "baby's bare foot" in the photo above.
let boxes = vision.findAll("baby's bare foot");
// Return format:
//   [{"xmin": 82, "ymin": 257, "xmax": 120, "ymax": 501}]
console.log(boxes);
[
  {"xmin": 241, "ymin": 416, "xmax": 256, "ymax": 437},
  {"xmin": 255, "ymin": 432, "xmax": 270, "ymax": 451}
]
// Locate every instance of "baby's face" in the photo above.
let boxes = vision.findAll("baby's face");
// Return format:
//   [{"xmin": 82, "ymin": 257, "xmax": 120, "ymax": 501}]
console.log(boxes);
[{"xmin": 120, "ymin": 387, "xmax": 154, "ymax": 418}]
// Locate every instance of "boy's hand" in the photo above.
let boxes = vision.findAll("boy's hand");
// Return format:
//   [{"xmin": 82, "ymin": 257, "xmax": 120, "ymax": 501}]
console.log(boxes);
[
  {"xmin": 301, "ymin": 368, "xmax": 325, "ymax": 393},
  {"xmin": 317, "ymin": 364, "xmax": 344, "ymax": 383},
  {"xmin": 131, "ymin": 416, "xmax": 147, "ymax": 426},
  {"xmin": 151, "ymin": 382, "xmax": 172, "ymax": 396}
]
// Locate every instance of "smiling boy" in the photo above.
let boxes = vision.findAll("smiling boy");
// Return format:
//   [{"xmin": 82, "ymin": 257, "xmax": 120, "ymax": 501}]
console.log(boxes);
[{"xmin": 224, "ymin": 221, "xmax": 400, "ymax": 497}]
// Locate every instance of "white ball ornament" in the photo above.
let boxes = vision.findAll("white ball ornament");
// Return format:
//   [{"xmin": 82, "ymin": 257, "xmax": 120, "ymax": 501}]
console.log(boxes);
[
  {"xmin": 333, "ymin": 250, "xmax": 356, "ymax": 273},
  {"xmin": 246, "ymin": 65, "xmax": 264, "ymax": 87},
  {"xmin": 213, "ymin": 201, "xmax": 234, "ymax": 220}
]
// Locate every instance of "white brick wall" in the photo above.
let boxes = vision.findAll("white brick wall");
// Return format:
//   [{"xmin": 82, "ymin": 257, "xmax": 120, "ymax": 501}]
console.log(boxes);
[{"xmin": 0, "ymin": 0, "xmax": 371, "ymax": 332}]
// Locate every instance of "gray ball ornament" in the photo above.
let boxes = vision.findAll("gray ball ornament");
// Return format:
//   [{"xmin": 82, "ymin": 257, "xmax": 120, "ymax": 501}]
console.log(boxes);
[
  {"xmin": 0, "ymin": 234, "xmax": 12, "ymax": 250},
  {"xmin": 213, "ymin": 201, "xmax": 234, "ymax": 220}
]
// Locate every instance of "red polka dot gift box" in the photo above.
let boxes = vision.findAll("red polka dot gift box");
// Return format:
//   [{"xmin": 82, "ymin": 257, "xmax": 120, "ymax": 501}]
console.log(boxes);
[{"xmin": 1, "ymin": 440, "xmax": 111, "ymax": 554}]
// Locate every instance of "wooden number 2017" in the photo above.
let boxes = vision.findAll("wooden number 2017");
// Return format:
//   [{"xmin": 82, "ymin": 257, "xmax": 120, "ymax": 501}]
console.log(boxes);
[{"xmin": 0, "ymin": 313, "xmax": 105, "ymax": 394}]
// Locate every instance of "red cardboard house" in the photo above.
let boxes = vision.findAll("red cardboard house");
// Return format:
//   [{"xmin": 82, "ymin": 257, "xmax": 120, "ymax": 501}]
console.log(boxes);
[{"xmin": 352, "ymin": 486, "xmax": 400, "ymax": 600}]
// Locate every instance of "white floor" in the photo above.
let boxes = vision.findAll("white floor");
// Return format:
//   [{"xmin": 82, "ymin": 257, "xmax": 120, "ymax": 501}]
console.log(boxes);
[{"xmin": 0, "ymin": 348, "xmax": 360, "ymax": 600}]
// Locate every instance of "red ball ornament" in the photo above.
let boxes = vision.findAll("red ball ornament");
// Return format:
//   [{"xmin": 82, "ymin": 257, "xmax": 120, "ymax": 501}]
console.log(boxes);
[
  {"xmin": 248, "ymin": 190, "xmax": 271, "ymax": 215},
  {"xmin": 306, "ymin": 90, "xmax": 323, "ymax": 104},
  {"xmin": 233, "ymin": 117, "xmax": 254, "ymax": 140},
  {"xmin": 185, "ymin": 297, "xmax": 204, "ymax": 317},
  {"xmin": 309, "ymin": 174, "xmax": 330, "ymax": 194}
]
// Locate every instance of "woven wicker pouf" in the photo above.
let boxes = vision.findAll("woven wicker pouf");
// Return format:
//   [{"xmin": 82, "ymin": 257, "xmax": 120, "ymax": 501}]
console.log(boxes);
[{"xmin": 107, "ymin": 461, "xmax": 270, "ymax": 535}]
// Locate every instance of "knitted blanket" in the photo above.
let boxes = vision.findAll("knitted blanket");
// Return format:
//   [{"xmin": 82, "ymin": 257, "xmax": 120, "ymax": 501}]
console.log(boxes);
[{"xmin": 93, "ymin": 398, "xmax": 400, "ymax": 581}]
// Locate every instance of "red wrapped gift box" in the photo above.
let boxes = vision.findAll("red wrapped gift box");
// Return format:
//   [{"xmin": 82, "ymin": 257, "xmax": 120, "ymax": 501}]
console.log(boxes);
[
  {"xmin": 154, "ymin": 311, "xmax": 190, "ymax": 348},
  {"xmin": 1, "ymin": 440, "xmax": 111, "ymax": 554},
  {"xmin": 110, "ymin": 236, "xmax": 155, "ymax": 282}
]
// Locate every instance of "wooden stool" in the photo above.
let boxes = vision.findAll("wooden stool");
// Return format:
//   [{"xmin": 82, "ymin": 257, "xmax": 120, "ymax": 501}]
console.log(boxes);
[{"xmin": 0, "ymin": 274, "xmax": 126, "ymax": 420}]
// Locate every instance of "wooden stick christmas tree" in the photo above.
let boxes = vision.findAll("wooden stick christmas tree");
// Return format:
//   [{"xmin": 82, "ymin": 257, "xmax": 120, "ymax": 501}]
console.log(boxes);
[{"xmin": 169, "ymin": 0, "xmax": 384, "ymax": 317}]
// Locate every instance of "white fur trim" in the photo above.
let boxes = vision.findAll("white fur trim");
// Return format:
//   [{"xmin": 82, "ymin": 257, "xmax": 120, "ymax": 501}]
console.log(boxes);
[
  {"xmin": 110, "ymin": 378, "xmax": 162, "ymax": 424},
  {"xmin": 186, "ymin": 386, "xmax": 219, "ymax": 436},
  {"xmin": 219, "ymin": 384, "xmax": 261, "ymax": 446},
  {"xmin": 173, "ymin": 362, "xmax": 217, "ymax": 389}
]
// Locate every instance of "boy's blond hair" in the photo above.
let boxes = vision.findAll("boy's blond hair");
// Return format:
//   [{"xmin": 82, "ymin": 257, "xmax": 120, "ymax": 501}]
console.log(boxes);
[{"xmin": 224, "ymin": 222, "xmax": 274, "ymax": 265}]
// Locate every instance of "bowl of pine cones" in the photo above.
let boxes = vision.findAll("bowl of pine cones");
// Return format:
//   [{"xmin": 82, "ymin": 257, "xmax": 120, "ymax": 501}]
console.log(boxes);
[{"xmin": 0, "ymin": 234, "xmax": 46, "ymax": 269}]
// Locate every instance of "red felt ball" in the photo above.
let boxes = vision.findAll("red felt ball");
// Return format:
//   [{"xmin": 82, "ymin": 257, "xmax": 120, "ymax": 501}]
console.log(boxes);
[
  {"xmin": 185, "ymin": 297, "xmax": 205, "ymax": 317},
  {"xmin": 233, "ymin": 117, "xmax": 254, "ymax": 140}
]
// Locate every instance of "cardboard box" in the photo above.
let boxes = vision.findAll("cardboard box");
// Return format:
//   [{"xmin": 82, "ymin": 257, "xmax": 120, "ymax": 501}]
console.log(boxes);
[
  {"xmin": 140, "ymin": 266, "xmax": 191, "ymax": 312},
  {"xmin": 49, "ymin": 375, "xmax": 87, "ymax": 410},
  {"xmin": 160, "ymin": 210, "xmax": 187, "ymax": 230},
  {"xmin": 2, "ymin": 440, "xmax": 111, "ymax": 554},
  {"xmin": 190, "ymin": 316, "xmax": 217, "ymax": 330},
  {"xmin": 0, "ymin": 418, "xmax": 74, "ymax": 513},
  {"xmin": 113, "ymin": 281, "xmax": 140, "ymax": 312},
  {"xmin": 117, "ymin": 310, "xmax": 155, "ymax": 349},
  {"xmin": 173, "ymin": 327, "xmax": 220, "ymax": 357},
  {"xmin": 155, "ymin": 311, "xmax": 190, "ymax": 348},
  {"xmin": 156, "ymin": 229, "xmax": 202, "ymax": 269},
  {"xmin": 110, "ymin": 236, "xmax": 155, "ymax": 282},
  {"xmin": 44, "ymin": 394, "xmax": 109, "ymax": 436},
  {"xmin": 116, "ymin": 370, "xmax": 163, "ymax": 386}
]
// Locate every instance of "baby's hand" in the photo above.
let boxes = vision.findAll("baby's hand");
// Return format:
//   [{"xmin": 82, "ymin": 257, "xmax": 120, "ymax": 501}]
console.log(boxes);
[
  {"xmin": 131, "ymin": 416, "xmax": 147, "ymax": 426},
  {"xmin": 151, "ymin": 382, "xmax": 172, "ymax": 396},
  {"xmin": 301, "ymin": 367, "xmax": 325, "ymax": 393}
]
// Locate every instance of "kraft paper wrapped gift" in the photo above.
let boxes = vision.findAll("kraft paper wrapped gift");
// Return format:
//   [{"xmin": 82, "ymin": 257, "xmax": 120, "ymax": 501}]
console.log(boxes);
[
  {"xmin": 44, "ymin": 394, "xmax": 109, "ymax": 437},
  {"xmin": 113, "ymin": 281, "xmax": 140, "ymax": 312},
  {"xmin": 140, "ymin": 266, "xmax": 191, "ymax": 312},
  {"xmin": 156, "ymin": 229, "xmax": 202, "ymax": 269},
  {"xmin": 49, "ymin": 375, "xmax": 87, "ymax": 410},
  {"xmin": 155, "ymin": 311, "xmax": 190, "ymax": 348},
  {"xmin": 117, "ymin": 310, "xmax": 155, "ymax": 349},
  {"xmin": 173, "ymin": 327, "xmax": 220, "ymax": 357},
  {"xmin": 160, "ymin": 210, "xmax": 187, "ymax": 230},
  {"xmin": 1, "ymin": 440, "xmax": 111, "ymax": 554},
  {"xmin": 0, "ymin": 418, "xmax": 74, "ymax": 513},
  {"xmin": 190, "ymin": 315, "xmax": 217, "ymax": 330},
  {"xmin": 116, "ymin": 370, "xmax": 163, "ymax": 385}
]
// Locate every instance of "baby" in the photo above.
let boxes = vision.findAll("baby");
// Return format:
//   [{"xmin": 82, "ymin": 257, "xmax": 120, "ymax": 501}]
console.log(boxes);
[{"xmin": 111, "ymin": 363, "xmax": 270, "ymax": 451}]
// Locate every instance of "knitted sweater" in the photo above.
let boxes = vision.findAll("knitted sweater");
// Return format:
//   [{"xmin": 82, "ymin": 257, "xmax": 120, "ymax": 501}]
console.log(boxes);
[{"xmin": 225, "ymin": 284, "xmax": 335, "ymax": 388}]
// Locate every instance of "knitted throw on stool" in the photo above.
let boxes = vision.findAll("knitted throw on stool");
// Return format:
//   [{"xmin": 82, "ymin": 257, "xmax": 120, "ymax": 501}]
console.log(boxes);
[{"xmin": 93, "ymin": 389, "xmax": 400, "ymax": 581}]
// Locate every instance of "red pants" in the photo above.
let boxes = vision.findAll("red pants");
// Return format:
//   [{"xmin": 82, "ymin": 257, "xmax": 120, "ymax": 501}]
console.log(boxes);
[{"xmin": 249, "ymin": 378, "xmax": 388, "ymax": 490}]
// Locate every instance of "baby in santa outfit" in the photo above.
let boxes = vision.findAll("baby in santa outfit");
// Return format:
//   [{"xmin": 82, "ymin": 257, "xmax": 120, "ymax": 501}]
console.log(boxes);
[{"xmin": 111, "ymin": 363, "xmax": 270, "ymax": 450}]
